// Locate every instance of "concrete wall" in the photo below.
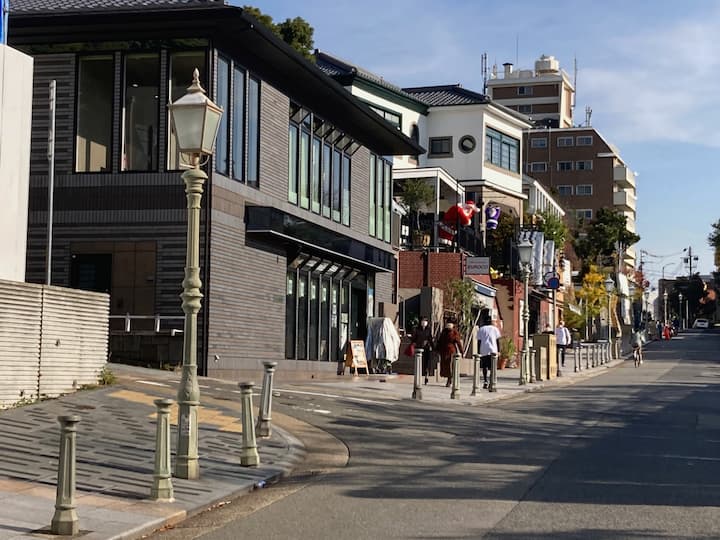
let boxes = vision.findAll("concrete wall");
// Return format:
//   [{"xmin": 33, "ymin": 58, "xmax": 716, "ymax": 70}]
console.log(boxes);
[{"xmin": 0, "ymin": 46, "xmax": 33, "ymax": 282}]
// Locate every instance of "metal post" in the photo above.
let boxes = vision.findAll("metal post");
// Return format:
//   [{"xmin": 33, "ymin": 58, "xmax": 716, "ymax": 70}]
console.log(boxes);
[
  {"xmin": 489, "ymin": 353, "xmax": 497, "ymax": 392},
  {"xmin": 51, "ymin": 415, "xmax": 80, "ymax": 536},
  {"xmin": 256, "ymin": 361, "xmax": 277, "ymax": 438},
  {"xmin": 520, "ymin": 265, "xmax": 530, "ymax": 385},
  {"xmin": 176, "ymin": 162, "xmax": 206, "ymax": 480},
  {"xmin": 585, "ymin": 344, "xmax": 590, "ymax": 370},
  {"xmin": 151, "ymin": 399, "xmax": 174, "ymax": 501},
  {"xmin": 46, "ymin": 80, "xmax": 56, "ymax": 285},
  {"xmin": 412, "ymin": 349, "xmax": 423, "ymax": 400},
  {"xmin": 239, "ymin": 382, "xmax": 259, "ymax": 466},
  {"xmin": 471, "ymin": 353, "xmax": 480, "ymax": 396},
  {"xmin": 574, "ymin": 344, "xmax": 579, "ymax": 372},
  {"xmin": 450, "ymin": 353, "xmax": 461, "ymax": 399}
]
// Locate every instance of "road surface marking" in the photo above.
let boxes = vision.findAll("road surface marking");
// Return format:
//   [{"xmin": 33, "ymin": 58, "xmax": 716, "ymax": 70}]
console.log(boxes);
[{"xmin": 276, "ymin": 388, "xmax": 396, "ymax": 405}]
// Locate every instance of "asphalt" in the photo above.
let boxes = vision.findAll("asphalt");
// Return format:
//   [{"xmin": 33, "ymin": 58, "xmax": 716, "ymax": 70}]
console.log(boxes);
[{"xmin": 0, "ymin": 345, "xmax": 633, "ymax": 540}]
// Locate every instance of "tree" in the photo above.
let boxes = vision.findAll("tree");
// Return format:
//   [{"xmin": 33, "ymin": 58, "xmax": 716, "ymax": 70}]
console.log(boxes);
[
  {"xmin": 243, "ymin": 6, "xmax": 315, "ymax": 60},
  {"xmin": 443, "ymin": 277, "xmax": 481, "ymax": 352},
  {"xmin": 534, "ymin": 210, "xmax": 569, "ymax": 247},
  {"xmin": 398, "ymin": 178, "xmax": 435, "ymax": 232},
  {"xmin": 708, "ymin": 219, "xmax": 720, "ymax": 251},
  {"xmin": 573, "ymin": 265, "xmax": 611, "ymax": 339},
  {"xmin": 573, "ymin": 208, "xmax": 640, "ymax": 274}
]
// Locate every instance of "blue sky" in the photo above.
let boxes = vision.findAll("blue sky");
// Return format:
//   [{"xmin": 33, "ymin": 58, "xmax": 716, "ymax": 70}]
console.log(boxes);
[{"xmin": 244, "ymin": 0, "xmax": 718, "ymax": 282}]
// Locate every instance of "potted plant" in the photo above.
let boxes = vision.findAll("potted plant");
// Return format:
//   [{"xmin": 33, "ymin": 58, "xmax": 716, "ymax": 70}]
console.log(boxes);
[
  {"xmin": 399, "ymin": 178, "xmax": 435, "ymax": 248},
  {"xmin": 498, "ymin": 337, "xmax": 515, "ymax": 369}
]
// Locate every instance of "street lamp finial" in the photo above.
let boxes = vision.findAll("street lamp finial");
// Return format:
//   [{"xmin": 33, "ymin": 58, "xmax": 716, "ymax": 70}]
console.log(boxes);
[{"xmin": 187, "ymin": 68, "xmax": 206, "ymax": 94}]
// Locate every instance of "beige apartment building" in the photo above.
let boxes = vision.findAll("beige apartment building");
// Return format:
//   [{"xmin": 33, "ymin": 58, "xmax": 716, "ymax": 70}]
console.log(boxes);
[{"xmin": 487, "ymin": 54, "xmax": 637, "ymax": 268}]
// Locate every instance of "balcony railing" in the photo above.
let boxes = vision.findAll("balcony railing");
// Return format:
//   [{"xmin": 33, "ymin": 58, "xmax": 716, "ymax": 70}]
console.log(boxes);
[
  {"xmin": 613, "ymin": 165, "xmax": 636, "ymax": 189},
  {"xmin": 613, "ymin": 190, "xmax": 636, "ymax": 211}
]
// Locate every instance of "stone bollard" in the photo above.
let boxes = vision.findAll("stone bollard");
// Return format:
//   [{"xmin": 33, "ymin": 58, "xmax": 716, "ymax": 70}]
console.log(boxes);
[
  {"xmin": 256, "ymin": 362, "xmax": 278, "ymax": 438},
  {"xmin": 489, "ymin": 353, "xmax": 498, "ymax": 392},
  {"xmin": 471, "ymin": 354, "xmax": 480, "ymax": 396},
  {"xmin": 51, "ymin": 415, "xmax": 80, "ymax": 536},
  {"xmin": 238, "ymin": 382, "xmax": 260, "ymax": 466},
  {"xmin": 412, "ymin": 349, "xmax": 424, "ymax": 400},
  {"xmin": 450, "ymin": 353, "xmax": 461, "ymax": 399},
  {"xmin": 151, "ymin": 399, "xmax": 174, "ymax": 502},
  {"xmin": 584, "ymin": 344, "xmax": 590, "ymax": 370}
]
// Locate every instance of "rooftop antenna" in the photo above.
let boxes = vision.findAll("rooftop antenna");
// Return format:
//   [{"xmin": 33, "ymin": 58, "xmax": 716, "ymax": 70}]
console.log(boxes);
[
  {"xmin": 585, "ymin": 106, "xmax": 592, "ymax": 127},
  {"xmin": 572, "ymin": 56, "xmax": 577, "ymax": 109},
  {"xmin": 481, "ymin": 52, "xmax": 488, "ymax": 94}
]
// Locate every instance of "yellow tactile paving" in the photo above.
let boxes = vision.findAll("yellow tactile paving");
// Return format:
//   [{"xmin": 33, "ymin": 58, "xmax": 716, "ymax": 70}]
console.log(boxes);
[{"xmin": 108, "ymin": 390, "xmax": 243, "ymax": 433}]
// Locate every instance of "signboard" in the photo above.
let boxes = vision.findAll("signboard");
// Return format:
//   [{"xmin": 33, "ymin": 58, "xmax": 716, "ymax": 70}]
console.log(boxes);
[
  {"xmin": 466, "ymin": 256, "xmax": 490, "ymax": 275},
  {"xmin": 344, "ymin": 340, "xmax": 369, "ymax": 374}
]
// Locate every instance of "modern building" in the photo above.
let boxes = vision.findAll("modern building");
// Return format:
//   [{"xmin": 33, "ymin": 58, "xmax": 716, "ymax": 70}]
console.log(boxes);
[
  {"xmin": 486, "ymin": 55, "xmax": 575, "ymax": 129},
  {"xmin": 9, "ymin": 0, "xmax": 422, "ymax": 380}
]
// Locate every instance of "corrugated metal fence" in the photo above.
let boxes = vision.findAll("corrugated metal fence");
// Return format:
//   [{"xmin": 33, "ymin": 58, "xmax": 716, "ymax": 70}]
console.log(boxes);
[{"xmin": 0, "ymin": 279, "xmax": 109, "ymax": 407}]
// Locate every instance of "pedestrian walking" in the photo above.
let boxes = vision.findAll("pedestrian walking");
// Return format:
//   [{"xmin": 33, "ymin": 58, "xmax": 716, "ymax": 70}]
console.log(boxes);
[
  {"xmin": 630, "ymin": 329, "xmax": 644, "ymax": 367},
  {"xmin": 663, "ymin": 323, "xmax": 672, "ymax": 341},
  {"xmin": 477, "ymin": 316, "xmax": 501, "ymax": 389},
  {"xmin": 410, "ymin": 317, "xmax": 433, "ymax": 385},
  {"xmin": 436, "ymin": 321, "xmax": 463, "ymax": 387},
  {"xmin": 656, "ymin": 320, "xmax": 663, "ymax": 341},
  {"xmin": 554, "ymin": 319, "xmax": 572, "ymax": 367}
]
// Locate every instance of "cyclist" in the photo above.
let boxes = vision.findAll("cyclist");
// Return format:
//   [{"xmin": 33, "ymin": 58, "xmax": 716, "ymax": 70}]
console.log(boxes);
[{"xmin": 631, "ymin": 329, "xmax": 644, "ymax": 367}]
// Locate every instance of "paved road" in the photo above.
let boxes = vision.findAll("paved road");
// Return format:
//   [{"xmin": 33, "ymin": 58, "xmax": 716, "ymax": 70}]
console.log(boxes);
[{"xmin": 149, "ymin": 329, "xmax": 720, "ymax": 539}]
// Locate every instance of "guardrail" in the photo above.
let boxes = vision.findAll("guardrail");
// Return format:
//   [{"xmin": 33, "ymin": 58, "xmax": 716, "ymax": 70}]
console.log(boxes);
[{"xmin": 109, "ymin": 314, "xmax": 185, "ymax": 335}]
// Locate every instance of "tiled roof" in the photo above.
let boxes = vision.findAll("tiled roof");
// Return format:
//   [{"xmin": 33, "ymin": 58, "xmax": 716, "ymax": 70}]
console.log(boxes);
[
  {"xmin": 403, "ymin": 84, "xmax": 490, "ymax": 107},
  {"xmin": 315, "ymin": 50, "xmax": 426, "ymax": 107},
  {"xmin": 9, "ymin": 0, "xmax": 225, "ymax": 14}
]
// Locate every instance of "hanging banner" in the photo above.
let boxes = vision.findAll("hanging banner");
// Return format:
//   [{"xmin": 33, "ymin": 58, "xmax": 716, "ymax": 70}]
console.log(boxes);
[{"xmin": 531, "ymin": 231, "xmax": 545, "ymax": 286}]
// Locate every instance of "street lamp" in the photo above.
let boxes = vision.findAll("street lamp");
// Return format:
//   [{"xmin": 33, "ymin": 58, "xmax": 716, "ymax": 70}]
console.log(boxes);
[
  {"xmin": 663, "ymin": 290, "xmax": 668, "ymax": 325},
  {"xmin": 168, "ymin": 69, "xmax": 223, "ymax": 480},
  {"xmin": 678, "ymin": 292, "xmax": 683, "ymax": 330},
  {"xmin": 604, "ymin": 276, "xmax": 614, "ymax": 358},
  {"xmin": 517, "ymin": 238, "xmax": 533, "ymax": 386},
  {"xmin": 643, "ymin": 289, "xmax": 650, "ymax": 323},
  {"xmin": 629, "ymin": 283, "xmax": 636, "ymax": 330}
]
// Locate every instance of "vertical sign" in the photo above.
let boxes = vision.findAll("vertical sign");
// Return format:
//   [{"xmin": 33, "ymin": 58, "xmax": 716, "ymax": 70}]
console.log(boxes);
[{"xmin": 0, "ymin": 0, "xmax": 6, "ymax": 45}]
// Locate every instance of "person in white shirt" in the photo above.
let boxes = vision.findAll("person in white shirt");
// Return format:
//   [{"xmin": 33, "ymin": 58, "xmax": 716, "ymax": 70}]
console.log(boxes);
[
  {"xmin": 555, "ymin": 320, "xmax": 572, "ymax": 367},
  {"xmin": 477, "ymin": 316, "xmax": 501, "ymax": 389}
]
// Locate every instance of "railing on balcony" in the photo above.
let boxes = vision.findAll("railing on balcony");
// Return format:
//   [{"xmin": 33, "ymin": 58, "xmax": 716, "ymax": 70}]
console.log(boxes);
[
  {"xmin": 613, "ymin": 165, "xmax": 636, "ymax": 189},
  {"xmin": 109, "ymin": 313, "xmax": 185, "ymax": 335},
  {"xmin": 613, "ymin": 190, "xmax": 637, "ymax": 211}
]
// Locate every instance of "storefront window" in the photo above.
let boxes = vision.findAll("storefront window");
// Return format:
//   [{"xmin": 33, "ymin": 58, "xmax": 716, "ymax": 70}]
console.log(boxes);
[
  {"xmin": 285, "ymin": 272, "xmax": 296, "ymax": 359},
  {"xmin": 122, "ymin": 53, "xmax": 159, "ymax": 171},
  {"xmin": 76, "ymin": 55, "xmax": 113, "ymax": 172}
]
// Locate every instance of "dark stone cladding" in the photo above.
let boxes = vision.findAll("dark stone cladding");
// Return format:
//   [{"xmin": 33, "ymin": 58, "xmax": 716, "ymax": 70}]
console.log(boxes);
[{"xmin": 10, "ymin": 0, "xmax": 224, "ymax": 14}]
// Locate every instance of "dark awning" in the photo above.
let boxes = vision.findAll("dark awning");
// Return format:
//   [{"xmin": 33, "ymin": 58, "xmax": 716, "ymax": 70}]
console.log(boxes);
[
  {"xmin": 245, "ymin": 206, "xmax": 395, "ymax": 273},
  {"xmin": 9, "ymin": 4, "xmax": 425, "ymax": 157}
]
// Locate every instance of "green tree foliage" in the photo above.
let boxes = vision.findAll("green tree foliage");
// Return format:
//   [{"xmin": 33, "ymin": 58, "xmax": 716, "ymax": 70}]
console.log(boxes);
[
  {"xmin": 708, "ymin": 219, "xmax": 720, "ymax": 250},
  {"xmin": 534, "ymin": 210, "xmax": 569, "ymax": 247},
  {"xmin": 573, "ymin": 208, "xmax": 640, "ymax": 273},
  {"xmin": 444, "ymin": 277, "xmax": 481, "ymax": 350},
  {"xmin": 243, "ymin": 6, "xmax": 315, "ymax": 60},
  {"xmin": 399, "ymin": 178, "xmax": 435, "ymax": 232}
]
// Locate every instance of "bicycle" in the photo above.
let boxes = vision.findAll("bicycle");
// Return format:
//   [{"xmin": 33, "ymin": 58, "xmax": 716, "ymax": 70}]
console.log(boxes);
[{"xmin": 633, "ymin": 345, "xmax": 643, "ymax": 367}]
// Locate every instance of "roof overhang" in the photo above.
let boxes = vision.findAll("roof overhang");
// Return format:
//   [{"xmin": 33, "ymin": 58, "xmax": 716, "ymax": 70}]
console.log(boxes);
[{"xmin": 9, "ymin": 5, "xmax": 425, "ymax": 156}]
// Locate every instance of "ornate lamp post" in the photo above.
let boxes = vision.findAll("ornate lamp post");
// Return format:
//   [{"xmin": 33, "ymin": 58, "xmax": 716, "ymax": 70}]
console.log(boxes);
[
  {"xmin": 517, "ymin": 238, "xmax": 533, "ymax": 386},
  {"xmin": 663, "ymin": 290, "xmax": 668, "ymax": 325},
  {"xmin": 643, "ymin": 289, "xmax": 650, "ymax": 323},
  {"xmin": 168, "ymin": 69, "xmax": 223, "ymax": 480},
  {"xmin": 678, "ymin": 292, "xmax": 683, "ymax": 330}
]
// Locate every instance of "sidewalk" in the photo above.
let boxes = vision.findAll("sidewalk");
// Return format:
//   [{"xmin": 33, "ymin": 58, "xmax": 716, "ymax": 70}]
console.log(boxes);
[
  {"xmin": 0, "ymin": 369, "xmax": 305, "ymax": 540},
  {"xmin": 0, "ymin": 352, "xmax": 628, "ymax": 540},
  {"xmin": 279, "ymin": 350, "xmax": 628, "ymax": 405}
]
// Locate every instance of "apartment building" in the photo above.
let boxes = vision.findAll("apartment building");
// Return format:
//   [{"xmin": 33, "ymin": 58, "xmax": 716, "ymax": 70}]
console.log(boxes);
[
  {"xmin": 9, "ymin": 0, "xmax": 421, "ymax": 380},
  {"xmin": 486, "ymin": 55, "xmax": 574, "ymax": 129}
]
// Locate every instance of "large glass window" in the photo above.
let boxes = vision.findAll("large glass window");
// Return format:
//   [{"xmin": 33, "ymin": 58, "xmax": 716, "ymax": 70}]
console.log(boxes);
[
  {"xmin": 311, "ymin": 137, "xmax": 321, "ymax": 213},
  {"xmin": 332, "ymin": 150, "xmax": 342, "ymax": 222},
  {"xmin": 341, "ymin": 155, "xmax": 351, "ymax": 226},
  {"xmin": 246, "ymin": 77, "xmax": 260, "ymax": 186},
  {"xmin": 369, "ymin": 154, "xmax": 392, "ymax": 243},
  {"xmin": 322, "ymin": 143, "xmax": 332, "ymax": 217},
  {"xmin": 231, "ymin": 66, "xmax": 245, "ymax": 180},
  {"xmin": 309, "ymin": 279, "xmax": 319, "ymax": 360},
  {"xmin": 76, "ymin": 56, "xmax": 114, "ymax": 173},
  {"xmin": 485, "ymin": 127, "xmax": 519, "ymax": 173},
  {"xmin": 215, "ymin": 57, "xmax": 230, "ymax": 175},
  {"xmin": 168, "ymin": 51, "xmax": 206, "ymax": 170},
  {"xmin": 288, "ymin": 125, "xmax": 298, "ymax": 204},
  {"xmin": 285, "ymin": 272, "xmax": 296, "ymax": 359},
  {"xmin": 297, "ymin": 274, "xmax": 308, "ymax": 360},
  {"xmin": 122, "ymin": 53, "xmax": 159, "ymax": 171},
  {"xmin": 299, "ymin": 131, "xmax": 310, "ymax": 209}
]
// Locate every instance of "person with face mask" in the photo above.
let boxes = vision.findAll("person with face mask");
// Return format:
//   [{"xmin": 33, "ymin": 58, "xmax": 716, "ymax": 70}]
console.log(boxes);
[{"xmin": 411, "ymin": 317, "xmax": 434, "ymax": 384}]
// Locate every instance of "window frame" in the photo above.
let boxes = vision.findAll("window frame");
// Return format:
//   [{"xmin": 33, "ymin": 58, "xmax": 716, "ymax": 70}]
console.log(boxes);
[
  {"xmin": 517, "ymin": 104, "xmax": 532, "ymax": 114},
  {"xmin": 75, "ymin": 54, "xmax": 115, "ymax": 174},
  {"xmin": 557, "ymin": 161, "xmax": 573, "ymax": 171},
  {"xmin": 530, "ymin": 137, "xmax": 547, "ymax": 148},
  {"xmin": 557, "ymin": 185, "xmax": 573, "ymax": 196},
  {"xmin": 557, "ymin": 136, "xmax": 574, "ymax": 147},
  {"xmin": 575, "ymin": 160, "xmax": 593, "ymax": 171},
  {"xmin": 518, "ymin": 86, "xmax": 533, "ymax": 96},
  {"xmin": 369, "ymin": 153, "xmax": 393, "ymax": 243},
  {"xmin": 428, "ymin": 136, "xmax": 453, "ymax": 158},
  {"xmin": 576, "ymin": 135, "xmax": 593, "ymax": 146},
  {"xmin": 576, "ymin": 209, "xmax": 593, "ymax": 220},
  {"xmin": 485, "ymin": 127, "xmax": 520, "ymax": 172},
  {"xmin": 458, "ymin": 134, "xmax": 476, "ymax": 154},
  {"xmin": 576, "ymin": 184, "xmax": 593, "ymax": 196},
  {"xmin": 528, "ymin": 162, "xmax": 547, "ymax": 173}
]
